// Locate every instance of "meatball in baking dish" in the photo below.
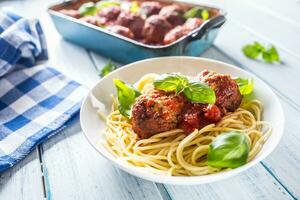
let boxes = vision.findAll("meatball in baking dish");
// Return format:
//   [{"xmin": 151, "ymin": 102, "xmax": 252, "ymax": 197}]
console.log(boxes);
[{"xmin": 142, "ymin": 15, "xmax": 172, "ymax": 43}]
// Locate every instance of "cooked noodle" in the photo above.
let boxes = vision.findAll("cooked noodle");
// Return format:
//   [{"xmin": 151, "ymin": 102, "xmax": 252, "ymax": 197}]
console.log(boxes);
[{"xmin": 100, "ymin": 74, "xmax": 272, "ymax": 176}]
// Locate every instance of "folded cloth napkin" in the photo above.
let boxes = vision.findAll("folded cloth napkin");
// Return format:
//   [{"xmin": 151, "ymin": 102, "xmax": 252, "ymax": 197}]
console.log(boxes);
[{"xmin": 0, "ymin": 10, "xmax": 87, "ymax": 172}]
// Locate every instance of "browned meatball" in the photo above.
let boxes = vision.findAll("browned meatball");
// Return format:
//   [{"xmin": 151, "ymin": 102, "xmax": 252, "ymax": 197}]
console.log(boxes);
[
  {"xmin": 98, "ymin": 6, "xmax": 121, "ymax": 21},
  {"xmin": 132, "ymin": 90, "xmax": 185, "ymax": 139},
  {"xmin": 143, "ymin": 15, "xmax": 172, "ymax": 44},
  {"xmin": 183, "ymin": 18, "xmax": 204, "ymax": 31},
  {"xmin": 163, "ymin": 18, "xmax": 204, "ymax": 44},
  {"xmin": 163, "ymin": 25, "xmax": 186, "ymax": 44},
  {"xmin": 140, "ymin": 1, "xmax": 162, "ymax": 17},
  {"xmin": 116, "ymin": 12, "xmax": 145, "ymax": 38},
  {"xmin": 159, "ymin": 5, "xmax": 184, "ymax": 27},
  {"xmin": 60, "ymin": 9, "xmax": 81, "ymax": 18},
  {"xmin": 106, "ymin": 25, "xmax": 134, "ymax": 39},
  {"xmin": 199, "ymin": 70, "xmax": 242, "ymax": 114}
]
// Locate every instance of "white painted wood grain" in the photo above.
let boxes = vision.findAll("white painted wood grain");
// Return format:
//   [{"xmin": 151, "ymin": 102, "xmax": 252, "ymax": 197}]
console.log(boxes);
[
  {"xmin": 0, "ymin": 1, "xmax": 48, "ymax": 200},
  {"xmin": 196, "ymin": 0, "xmax": 300, "ymax": 57},
  {"xmin": 214, "ymin": 21, "xmax": 300, "ymax": 106},
  {"xmin": 165, "ymin": 165, "xmax": 293, "ymax": 200},
  {"xmin": 244, "ymin": 0, "xmax": 300, "ymax": 26},
  {"xmin": 1, "ymin": 0, "xmax": 299, "ymax": 199},
  {"xmin": 0, "ymin": 149, "xmax": 44, "ymax": 200},
  {"xmin": 41, "ymin": 120, "xmax": 164, "ymax": 200}
]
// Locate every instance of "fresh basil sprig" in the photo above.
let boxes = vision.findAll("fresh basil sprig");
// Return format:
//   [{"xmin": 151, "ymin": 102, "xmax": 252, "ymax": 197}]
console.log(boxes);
[
  {"xmin": 242, "ymin": 42, "xmax": 280, "ymax": 63},
  {"xmin": 153, "ymin": 73, "xmax": 216, "ymax": 104},
  {"xmin": 79, "ymin": 2, "xmax": 98, "ymax": 16},
  {"xmin": 234, "ymin": 77, "xmax": 254, "ymax": 95},
  {"xmin": 208, "ymin": 131, "xmax": 250, "ymax": 168},
  {"xmin": 184, "ymin": 7, "xmax": 210, "ymax": 20},
  {"xmin": 153, "ymin": 73, "xmax": 189, "ymax": 94},
  {"xmin": 113, "ymin": 79, "xmax": 141, "ymax": 117},
  {"xmin": 100, "ymin": 60, "xmax": 117, "ymax": 77},
  {"xmin": 183, "ymin": 82, "xmax": 216, "ymax": 104}
]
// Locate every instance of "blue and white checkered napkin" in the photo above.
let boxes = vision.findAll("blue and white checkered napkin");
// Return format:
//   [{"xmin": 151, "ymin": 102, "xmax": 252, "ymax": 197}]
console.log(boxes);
[{"xmin": 0, "ymin": 10, "xmax": 87, "ymax": 172}]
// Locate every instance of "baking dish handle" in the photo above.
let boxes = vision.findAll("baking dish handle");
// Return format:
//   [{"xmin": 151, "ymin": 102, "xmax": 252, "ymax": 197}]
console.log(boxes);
[{"xmin": 188, "ymin": 15, "xmax": 226, "ymax": 41}]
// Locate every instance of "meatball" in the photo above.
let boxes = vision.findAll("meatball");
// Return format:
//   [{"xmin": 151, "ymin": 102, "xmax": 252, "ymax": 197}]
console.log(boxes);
[
  {"xmin": 140, "ymin": 1, "xmax": 162, "ymax": 17},
  {"xmin": 163, "ymin": 17, "xmax": 204, "ymax": 44},
  {"xmin": 106, "ymin": 25, "xmax": 134, "ymax": 39},
  {"xmin": 116, "ymin": 12, "xmax": 145, "ymax": 38},
  {"xmin": 159, "ymin": 5, "xmax": 184, "ymax": 27},
  {"xmin": 98, "ymin": 6, "xmax": 121, "ymax": 21},
  {"xmin": 132, "ymin": 90, "xmax": 185, "ymax": 139},
  {"xmin": 163, "ymin": 25, "xmax": 186, "ymax": 44},
  {"xmin": 183, "ymin": 18, "xmax": 204, "ymax": 31},
  {"xmin": 60, "ymin": 9, "xmax": 81, "ymax": 18},
  {"xmin": 200, "ymin": 70, "xmax": 242, "ymax": 114},
  {"xmin": 143, "ymin": 15, "xmax": 172, "ymax": 43},
  {"xmin": 179, "ymin": 103, "xmax": 221, "ymax": 134}
]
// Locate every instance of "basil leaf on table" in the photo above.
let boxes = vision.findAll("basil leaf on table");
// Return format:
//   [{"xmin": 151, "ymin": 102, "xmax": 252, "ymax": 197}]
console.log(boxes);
[
  {"xmin": 234, "ymin": 77, "xmax": 254, "ymax": 95},
  {"xmin": 262, "ymin": 46, "xmax": 280, "ymax": 63},
  {"xmin": 208, "ymin": 131, "xmax": 250, "ymax": 168},
  {"xmin": 242, "ymin": 42, "xmax": 265, "ymax": 59},
  {"xmin": 79, "ymin": 2, "xmax": 98, "ymax": 16},
  {"xmin": 153, "ymin": 73, "xmax": 189, "ymax": 94},
  {"xmin": 113, "ymin": 79, "xmax": 141, "ymax": 117},
  {"xmin": 242, "ymin": 41, "xmax": 280, "ymax": 63},
  {"xmin": 184, "ymin": 7, "xmax": 210, "ymax": 20},
  {"xmin": 183, "ymin": 82, "xmax": 216, "ymax": 104},
  {"xmin": 100, "ymin": 60, "xmax": 117, "ymax": 77}
]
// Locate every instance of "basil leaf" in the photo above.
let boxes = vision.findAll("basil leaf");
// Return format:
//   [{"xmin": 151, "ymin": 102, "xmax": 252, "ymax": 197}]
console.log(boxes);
[
  {"xmin": 242, "ymin": 41, "xmax": 280, "ymax": 64},
  {"xmin": 130, "ymin": 1, "xmax": 140, "ymax": 13},
  {"xmin": 208, "ymin": 131, "xmax": 250, "ymax": 168},
  {"xmin": 113, "ymin": 79, "xmax": 141, "ymax": 117},
  {"xmin": 153, "ymin": 73, "xmax": 189, "ymax": 94},
  {"xmin": 96, "ymin": 0, "xmax": 120, "ymax": 10},
  {"xmin": 201, "ymin": 9, "xmax": 210, "ymax": 20},
  {"xmin": 79, "ymin": 2, "xmax": 98, "ymax": 16},
  {"xmin": 262, "ymin": 46, "xmax": 280, "ymax": 63},
  {"xmin": 235, "ymin": 77, "xmax": 254, "ymax": 95},
  {"xmin": 100, "ymin": 60, "xmax": 117, "ymax": 77},
  {"xmin": 184, "ymin": 7, "xmax": 209, "ymax": 20},
  {"xmin": 183, "ymin": 82, "xmax": 216, "ymax": 104},
  {"xmin": 242, "ymin": 42, "xmax": 264, "ymax": 59}
]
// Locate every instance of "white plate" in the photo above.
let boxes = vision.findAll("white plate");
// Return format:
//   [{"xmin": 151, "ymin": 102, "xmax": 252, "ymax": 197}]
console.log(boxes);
[{"xmin": 80, "ymin": 57, "xmax": 284, "ymax": 185}]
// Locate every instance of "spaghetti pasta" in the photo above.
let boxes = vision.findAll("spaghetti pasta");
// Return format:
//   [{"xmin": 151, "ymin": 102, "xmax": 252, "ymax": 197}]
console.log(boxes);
[{"xmin": 100, "ymin": 74, "xmax": 272, "ymax": 176}]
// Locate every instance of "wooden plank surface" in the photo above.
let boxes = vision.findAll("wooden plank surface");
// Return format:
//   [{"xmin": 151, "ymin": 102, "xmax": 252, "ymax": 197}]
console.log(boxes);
[
  {"xmin": 165, "ymin": 166, "xmax": 293, "ymax": 200},
  {"xmin": 1, "ymin": 0, "xmax": 300, "ymax": 199},
  {"xmin": 0, "ymin": 149, "xmax": 44, "ymax": 200},
  {"xmin": 0, "ymin": 1, "xmax": 48, "ymax": 200},
  {"xmin": 197, "ymin": 0, "xmax": 300, "ymax": 57},
  {"xmin": 41, "ymin": 119, "xmax": 164, "ymax": 200}
]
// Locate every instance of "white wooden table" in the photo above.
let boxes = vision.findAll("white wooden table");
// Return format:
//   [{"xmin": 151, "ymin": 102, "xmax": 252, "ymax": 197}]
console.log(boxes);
[{"xmin": 1, "ymin": 0, "xmax": 299, "ymax": 199}]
